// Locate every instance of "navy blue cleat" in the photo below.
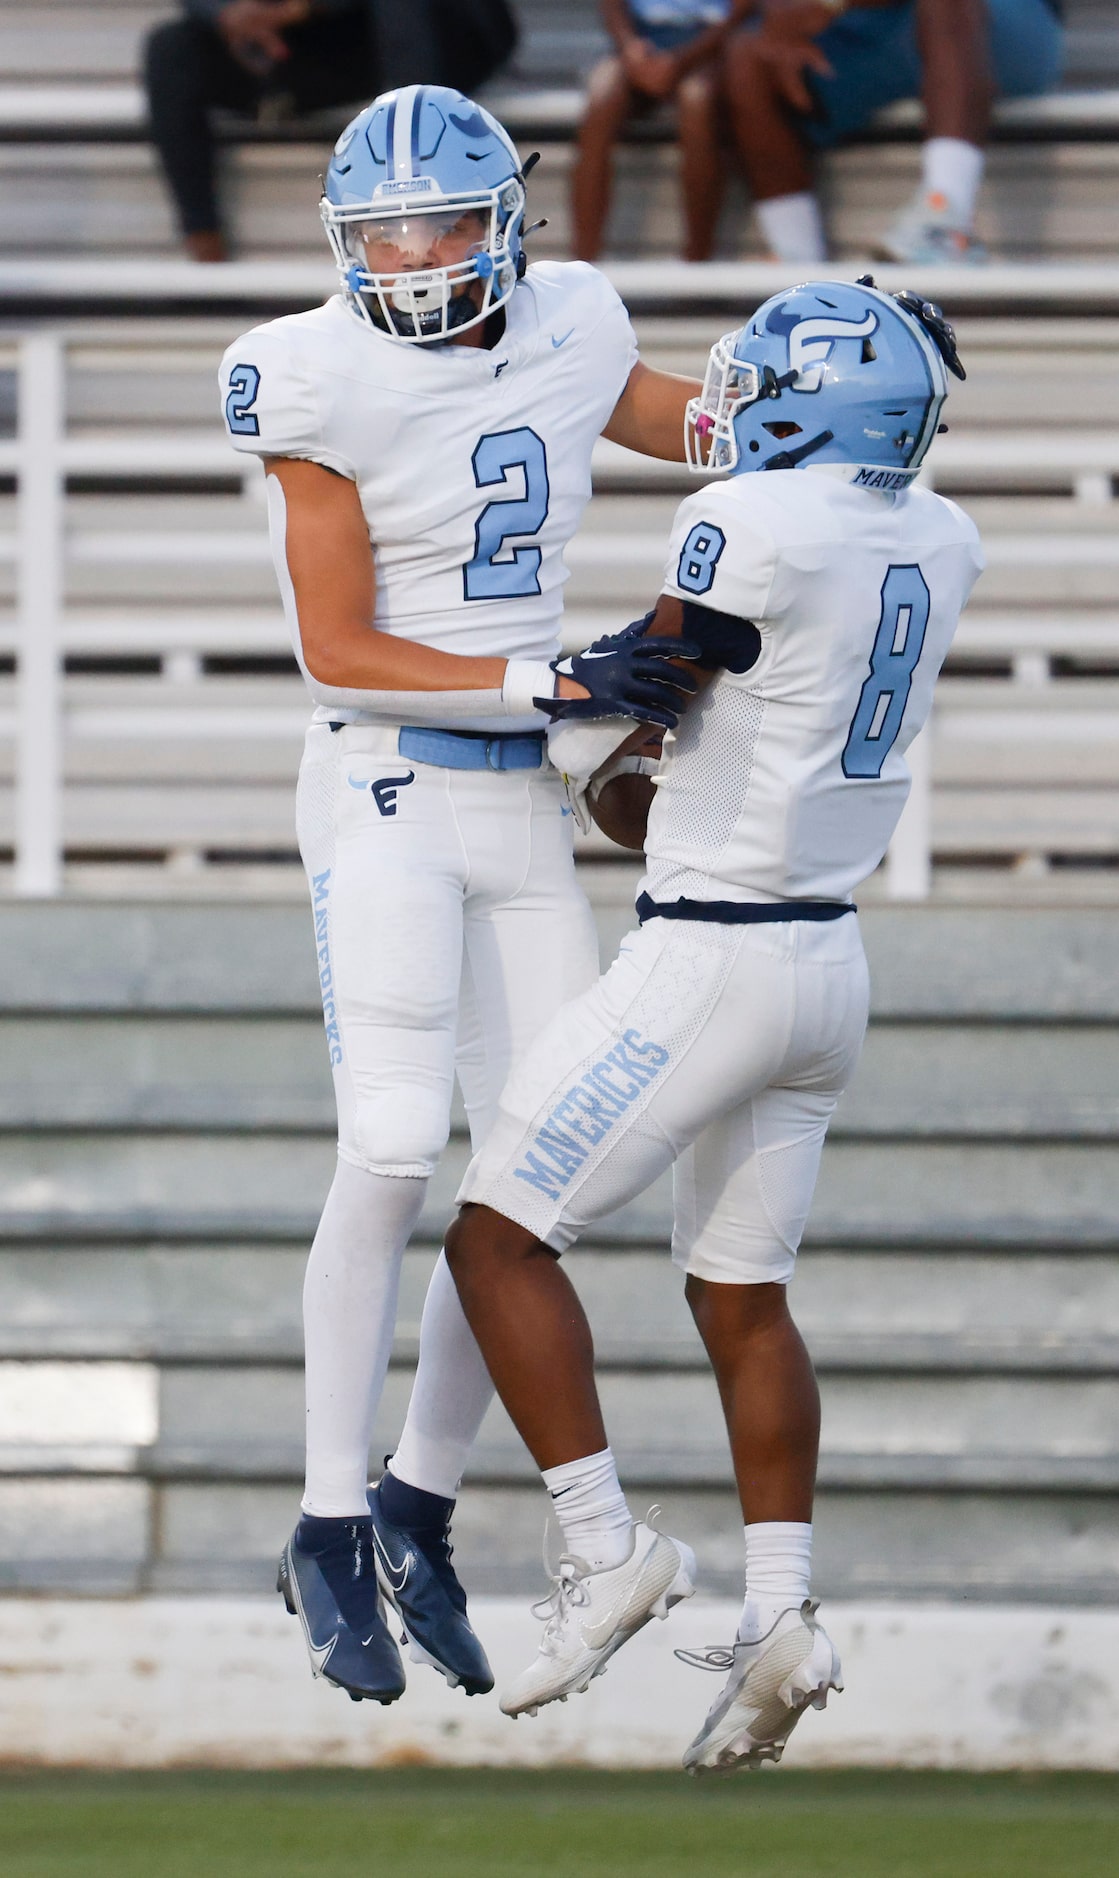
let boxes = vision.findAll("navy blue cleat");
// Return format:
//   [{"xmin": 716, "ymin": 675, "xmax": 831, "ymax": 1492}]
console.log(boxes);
[
  {"xmin": 277, "ymin": 1514, "xmax": 406, "ymax": 1704},
  {"xmin": 368, "ymin": 1472, "xmax": 494, "ymax": 1696}
]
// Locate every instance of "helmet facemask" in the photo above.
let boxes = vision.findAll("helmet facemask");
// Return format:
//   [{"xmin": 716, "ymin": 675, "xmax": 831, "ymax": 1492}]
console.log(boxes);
[
  {"xmin": 685, "ymin": 333, "xmax": 763, "ymax": 473},
  {"xmin": 322, "ymin": 179, "xmax": 526, "ymax": 344}
]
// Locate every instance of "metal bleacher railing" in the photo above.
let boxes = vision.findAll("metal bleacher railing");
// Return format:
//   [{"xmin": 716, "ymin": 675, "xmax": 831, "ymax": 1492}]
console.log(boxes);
[{"xmin": 3, "ymin": 260, "xmax": 1119, "ymax": 901}]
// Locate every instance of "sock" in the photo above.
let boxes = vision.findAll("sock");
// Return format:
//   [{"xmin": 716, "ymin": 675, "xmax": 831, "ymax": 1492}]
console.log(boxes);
[
  {"xmin": 542, "ymin": 1448, "xmax": 634, "ymax": 1572},
  {"xmin": 300, "ymin": 1159, "xmax": 425, "ymax": 1518},
  {"xmin": 739, "ymin": 1521, "xmax": 813, "ymax": 1641},
  {"xmin": 920, "ymin": 137, "xmax": 984, "ymax": 229},
  {"xmin": 754, "ymin": 192, "xmax": 826, "ymax": 264},
  {"xmin": 388, "ymin": 1250, "xmax": 496, "ymax": 1500}
]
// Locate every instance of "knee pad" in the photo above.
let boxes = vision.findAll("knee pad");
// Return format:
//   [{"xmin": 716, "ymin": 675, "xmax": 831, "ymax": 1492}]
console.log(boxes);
[{"xmin": 340, "ymin": 1077, "xmax": 452, "ymax": 1179}]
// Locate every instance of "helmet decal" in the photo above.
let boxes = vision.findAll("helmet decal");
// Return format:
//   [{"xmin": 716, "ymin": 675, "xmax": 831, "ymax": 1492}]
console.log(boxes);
[{"xmin": 787, "ymin": 310, "xmax": 879, "ymax": 392}]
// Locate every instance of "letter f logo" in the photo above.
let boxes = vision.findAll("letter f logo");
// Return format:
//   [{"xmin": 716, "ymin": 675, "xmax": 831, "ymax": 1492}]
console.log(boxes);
[{"xmin": 348, "ymin": 770, "xmax": 416, "ymax": 816}]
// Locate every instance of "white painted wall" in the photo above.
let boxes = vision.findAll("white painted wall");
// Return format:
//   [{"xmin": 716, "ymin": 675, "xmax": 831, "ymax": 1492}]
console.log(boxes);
[{"xmin": 1, "ymin": 1598, "xmax": 1116, "ymax": 1770}]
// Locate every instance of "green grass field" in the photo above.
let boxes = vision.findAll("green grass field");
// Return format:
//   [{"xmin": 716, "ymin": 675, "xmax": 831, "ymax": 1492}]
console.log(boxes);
[{"xmin": 1, "ymin": 1770, "xmax": 1116, "ymax": 1877}]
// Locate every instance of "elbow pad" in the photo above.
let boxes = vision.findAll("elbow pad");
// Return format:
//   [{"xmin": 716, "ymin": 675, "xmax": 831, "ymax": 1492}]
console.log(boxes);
[{"xmin": 679, "ymin": 599, "xmax": 762, "ymax": 674}]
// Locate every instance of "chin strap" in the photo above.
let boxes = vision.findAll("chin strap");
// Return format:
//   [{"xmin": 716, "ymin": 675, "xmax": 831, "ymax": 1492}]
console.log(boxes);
[{"xmin": 761, "ymin": 429, "xmax": 834, "ymax": 472}]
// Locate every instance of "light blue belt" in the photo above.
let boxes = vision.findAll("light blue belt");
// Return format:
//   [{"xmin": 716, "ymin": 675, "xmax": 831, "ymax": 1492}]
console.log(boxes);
[{"xmin": 398, "ymin": 726, "xmax": 545, "ymax": 772}]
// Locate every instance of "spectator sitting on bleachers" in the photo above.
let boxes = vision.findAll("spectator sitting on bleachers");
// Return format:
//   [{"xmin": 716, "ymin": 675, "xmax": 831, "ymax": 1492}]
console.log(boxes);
[
  {"xmin": 143, "ymin": 1, "xmax": 517, "ymax": 261},
  {"xmin": 571, "ymin": 0, "xmax": 752, "ymax": 261},
  {"xmin": 723, "ymin": 0, "xmax": 1065, "ymax": 264}
]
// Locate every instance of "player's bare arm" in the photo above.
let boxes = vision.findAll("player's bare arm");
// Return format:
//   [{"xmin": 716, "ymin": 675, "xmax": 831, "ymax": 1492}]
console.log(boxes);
[
  {"xmin": 267, "ymin": 456, "xmax": 589, "ymax": 702},
  {"xmin": 603, "ymin": 360, "xmax": 703, "ymax": 461}
]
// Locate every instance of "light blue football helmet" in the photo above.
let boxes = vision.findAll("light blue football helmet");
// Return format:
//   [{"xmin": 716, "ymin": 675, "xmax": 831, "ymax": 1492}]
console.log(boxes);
[
  {"xmin": 686, "ymin": 276, "xmax": 965, "ymax": 487},
  {"xmin": 321, "ymin": 84, "xmax": 529, "ymax": 344}
]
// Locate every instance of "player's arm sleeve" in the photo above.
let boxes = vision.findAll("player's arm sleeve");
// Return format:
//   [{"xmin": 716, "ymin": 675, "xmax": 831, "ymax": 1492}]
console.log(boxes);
[
  {"xmin": 577, "ymin": 264, "xmax": 641, "ymax": 413},
  {"xmin": 218, "ymin": 333, "xmax": 357, "ymax": 479},
  {"xmin": 662, "ymin": 484, "xmax": 779, "ymax": 626}
]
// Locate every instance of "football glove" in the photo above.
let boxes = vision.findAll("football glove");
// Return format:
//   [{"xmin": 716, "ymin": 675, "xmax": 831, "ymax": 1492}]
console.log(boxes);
[{"xmin": 535, "ymin": 624, "xmax": 701, "ymax": 730}]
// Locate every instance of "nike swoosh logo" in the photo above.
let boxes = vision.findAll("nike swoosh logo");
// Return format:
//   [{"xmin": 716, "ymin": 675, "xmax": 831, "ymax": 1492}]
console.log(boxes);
[
  {"xmin": 308, "ymin": 1633, "xmax": 337, "ymax": 1675},
  {"xmin": 370, "ymin": 1527, "xmax": 414, "ymax": 1596},
  {"xmin": 551, "ymin": 329, "xmax": 575, "ymax": 349},
  {"xmin": 347, "ymin": 774, "xmax": 371, "ymax": 790},
  {"xmin": 576, "ymin": 648, "xmax": 614, "ymax": 660}
]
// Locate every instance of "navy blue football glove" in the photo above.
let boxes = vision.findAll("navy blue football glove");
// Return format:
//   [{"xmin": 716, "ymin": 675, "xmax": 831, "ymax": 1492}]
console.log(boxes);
[{"xmin": 535, "ymin": 624, "xmax": 701, "ymax": 730}]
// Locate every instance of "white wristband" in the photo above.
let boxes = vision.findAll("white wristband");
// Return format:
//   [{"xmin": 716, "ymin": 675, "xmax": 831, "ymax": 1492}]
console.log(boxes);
[{"xmin": 502, "ymin": 659, "xmax": 557, "ymax": 717}]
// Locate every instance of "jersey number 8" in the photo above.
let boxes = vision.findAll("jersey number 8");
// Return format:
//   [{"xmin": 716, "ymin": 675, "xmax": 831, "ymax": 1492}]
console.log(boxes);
[
  {"xmin": 463, "ymin": 428, "xmax": 551, "ymax": 601},
  {"xmin": 842, "ymin": 563, "xmax": 931, "ymax": 779}
]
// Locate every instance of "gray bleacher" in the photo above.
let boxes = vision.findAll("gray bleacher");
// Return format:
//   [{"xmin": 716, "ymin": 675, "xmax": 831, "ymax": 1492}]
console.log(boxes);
[
  {"xmin": 1, "ymin": 1, "xmax": 1119, "ymax": 258},
  {"xmin": 0, "ymin": 1, "xmax": 1117, "ymax": 1621},
  {"xmin": 3, "ymin": 899, "xmax": 1118, "ymax": 1603}
]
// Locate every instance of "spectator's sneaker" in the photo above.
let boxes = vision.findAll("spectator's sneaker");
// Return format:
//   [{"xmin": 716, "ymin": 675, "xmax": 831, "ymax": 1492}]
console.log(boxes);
[
  {"xmin": 367, "ymin": 1474, "xmax": 494, "ymax": 1696},
  {"xmin": 679, "ymin": 1599, "xmax": 842, "ymax": 1774},
  {"xmin": 876, "ymin": 190, "xmax": 987, "ymax": 266},
  {"xmin": 277, "ymin": 1514, "xmax": 405, "ymax": 1704},
  {"xmin": 500, "ymin": 1517, "xmax": 696, "ymax": 1718}
]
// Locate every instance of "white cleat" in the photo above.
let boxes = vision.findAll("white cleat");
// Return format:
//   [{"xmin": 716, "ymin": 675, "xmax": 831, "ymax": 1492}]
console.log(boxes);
[
  {"xmin": 500, "ymin": 1518, "xmax": 697, "ymax": 1718},
  {"xmin": 679, "ymin": 1599, "xmax": 842, "ymax": 1775}
]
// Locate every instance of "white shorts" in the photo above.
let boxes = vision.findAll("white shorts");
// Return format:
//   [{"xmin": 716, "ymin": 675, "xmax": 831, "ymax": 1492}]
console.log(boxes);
[
  {"xmin": 296, "ymin": 721, "xmax": 600, "ymax": 1175},
  {"xmin": 458, "ymin": 912, "xmax": 870, "ymax": 1285}
]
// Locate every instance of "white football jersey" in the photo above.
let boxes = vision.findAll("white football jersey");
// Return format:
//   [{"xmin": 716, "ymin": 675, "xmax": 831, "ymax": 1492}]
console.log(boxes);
[
  {"xmin": 219, "ymin": 263, "xmax": 638, "ymax": 730},
  {"xmin": 645, "ymin": 468, "xmax": 984, "ymax": 904}
]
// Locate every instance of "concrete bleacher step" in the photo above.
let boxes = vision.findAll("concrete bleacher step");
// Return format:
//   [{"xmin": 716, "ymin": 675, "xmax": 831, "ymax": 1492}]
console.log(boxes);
[
  {"xmin": 4, "ymin": 1014, "xmax": 1117, "ymax": 1135},
  {"xmin": 1, "ymin": 901, "xmax": 1116, "ymax": 1602},
  {"xmin": 5, "ymin": 1244, "xmax": 1118, "ymax": 1371}
]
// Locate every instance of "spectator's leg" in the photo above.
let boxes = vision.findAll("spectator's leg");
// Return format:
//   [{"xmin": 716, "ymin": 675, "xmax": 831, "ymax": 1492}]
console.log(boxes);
[
  {"xmin": 142, "ymin": 19, "xmax": 257, "ymax": 260},
  {"xmin": 676, "ymin": 67, "xmax": 725, "ymax": 262},
  {"xmin": 570, "ymin": 59, "xmax": 637, "ymax": 262},
  {"xmin": 914, "ymin": 0, "xmax": 991, "ymax": 234},
  {"xmin": 721, "ymin": 31, "xmax": 825, "ymax": 261}
]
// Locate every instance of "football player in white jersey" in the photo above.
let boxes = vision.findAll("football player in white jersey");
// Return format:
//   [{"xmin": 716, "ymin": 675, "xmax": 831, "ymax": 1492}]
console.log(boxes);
[
  {"xmin": 219, "ymin": 84, "xmax": 701, "ymax": 1706},
  {"xmin": 442, "ymin": 279, "xmax": 985, "ymax": 1763}
]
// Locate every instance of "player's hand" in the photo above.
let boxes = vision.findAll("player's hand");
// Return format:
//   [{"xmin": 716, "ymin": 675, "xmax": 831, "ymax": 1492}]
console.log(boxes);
[
  {"xmin": 536, "ymin": 628, "xmax": 702, "ymax": 730},
  {"xmin": 621, "ymin": 37, "xmax": 681, "ymax": 101}
]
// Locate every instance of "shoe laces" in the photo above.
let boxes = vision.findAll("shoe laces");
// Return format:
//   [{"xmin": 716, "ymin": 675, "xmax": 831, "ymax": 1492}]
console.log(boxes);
[
  {"xmin": 674, "ymin": 1643, "xmax": 738, "ymax": 1673},
  {"xmin": 531, "ymin": 1554, "xmax": 593, "ymax": 1656}
]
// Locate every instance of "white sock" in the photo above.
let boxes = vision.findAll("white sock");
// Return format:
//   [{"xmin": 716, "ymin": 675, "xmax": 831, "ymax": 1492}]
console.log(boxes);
[
  {"xmin": 754, "ymin": 191, "xmax": 826, "ymax": 263},
  {"xmin": 739, "ymin": 1521, "xmax": 813, "ymax": 1641},
  {"xmin": 300, "ymin": 1159, "xmax": 425, "ymax": 1518},
  {"xmin": 389, "ymin": 1250, "xmax": 496, "ymax": 1500},
  {"xmin": 921, "ymin": 137, "xmax": 984, "ymax": 228},
  {"xmin": 542, "ymin": 1448, "xmax": 634, "ymax": 1572}
]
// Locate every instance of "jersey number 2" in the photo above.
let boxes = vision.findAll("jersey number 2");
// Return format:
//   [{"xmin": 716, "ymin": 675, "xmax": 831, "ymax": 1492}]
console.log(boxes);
[
  {"xmin": 842, "ymin": 564, "xmax": 931, "ymax": 778},
  {"xmin": 224, "ymin": 364, "xmax": 261, "ymax": 436},
  {"xmin": 463, "ymin": 428, "xmax": 550, "ymax": 601}
]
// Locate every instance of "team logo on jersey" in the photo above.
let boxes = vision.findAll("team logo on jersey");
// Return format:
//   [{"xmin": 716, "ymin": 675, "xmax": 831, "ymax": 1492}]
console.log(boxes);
[
  {"xmin": 348, "ymin": 770, "xmax": 416, "ymax": 816},
  {"xmin": 768, "ymin": 303, "xmax": 879, "ymax": 393}
]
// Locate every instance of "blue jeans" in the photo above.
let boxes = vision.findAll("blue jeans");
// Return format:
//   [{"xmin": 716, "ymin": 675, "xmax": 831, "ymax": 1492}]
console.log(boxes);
[{"xmin": 797, "ymin": 0, "xmax": 1064, "ymax": 148}]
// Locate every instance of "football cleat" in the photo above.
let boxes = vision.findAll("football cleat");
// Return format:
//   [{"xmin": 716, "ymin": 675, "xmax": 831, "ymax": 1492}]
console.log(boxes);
[
  {"xmin": 679, "ymin": 1599, "xmax": 842, "ymax": 1774},
  {"xmin": 875, "ymin": 190, "xmax": 988, "ymax": 268},
  {"xmin": 277, "ymin": 1514, "xmax": 406, "ymax": 1704},
  {"xmin": 500, "ymin": 1517, "xmax": 696, "ymax": 1718},
  {"xmin": 367, "ymin": 1475, "xmax": 494, "ymax": 1696}
]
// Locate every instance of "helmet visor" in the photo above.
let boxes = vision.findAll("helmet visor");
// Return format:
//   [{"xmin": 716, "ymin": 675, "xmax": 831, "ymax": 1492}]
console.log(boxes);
[{"xmin": 344, "ymin": 205, "xmax": 490, "ymax": 275}]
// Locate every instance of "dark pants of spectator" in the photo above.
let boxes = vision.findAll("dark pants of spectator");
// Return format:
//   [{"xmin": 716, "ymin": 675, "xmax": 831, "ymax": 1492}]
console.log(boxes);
[
  {"xmin": 144, "ymin": 3, "xmax": 516, "ymax": 239},
  {"xmin": 144, "ymin": 13, "xmax": 379, "ymax": 237}
]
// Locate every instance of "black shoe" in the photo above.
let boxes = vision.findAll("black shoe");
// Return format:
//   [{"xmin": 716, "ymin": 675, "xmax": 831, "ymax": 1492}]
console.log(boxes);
[
  {"xmin": 368, "ymin": 1472, "xmax": 494, "ymax": 1696},
  {"xmin": 277, "ymin": 1514, "xmax": 406, "ymax": 1704}
]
